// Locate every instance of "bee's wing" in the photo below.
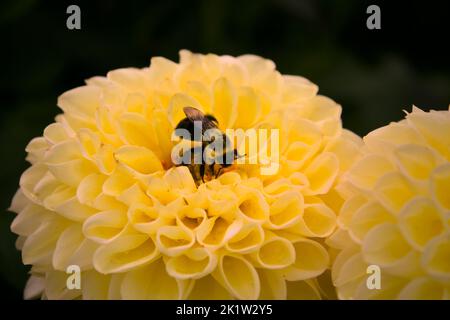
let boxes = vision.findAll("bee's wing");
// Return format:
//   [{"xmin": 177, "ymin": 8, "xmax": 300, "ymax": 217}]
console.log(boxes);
[
  {"xmin": 183, "ymin": 106, "xmax": 205, "ymax": 121},
  {"xmin": 183, "ymin": 106, "xmax": 218, "ymax": 131}
]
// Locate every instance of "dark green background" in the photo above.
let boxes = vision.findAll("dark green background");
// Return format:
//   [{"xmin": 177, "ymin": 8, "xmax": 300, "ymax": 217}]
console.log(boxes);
[{"xmin": 1, "ymin": 0, "xmax": 449, "ymax": 299}]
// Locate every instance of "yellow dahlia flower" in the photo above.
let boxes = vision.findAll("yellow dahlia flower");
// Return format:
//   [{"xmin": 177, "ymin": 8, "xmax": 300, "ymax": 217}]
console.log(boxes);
[
  {"xmin": 9, "ymin": 50, "xmax": 360, "ymax": 300},
  {"xmin": 329, "ymin": 106, "xmax": 450, "ymax": 300}
]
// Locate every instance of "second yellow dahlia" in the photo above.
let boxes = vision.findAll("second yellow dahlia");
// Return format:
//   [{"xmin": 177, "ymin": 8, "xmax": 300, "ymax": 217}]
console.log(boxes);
[{"xmin": 329, "ymin": 106, "xmax": 450, "ymax": 300}]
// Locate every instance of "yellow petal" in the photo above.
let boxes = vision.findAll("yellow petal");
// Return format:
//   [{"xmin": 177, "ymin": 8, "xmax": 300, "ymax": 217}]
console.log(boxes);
[
  {"xmin": 67, "ymin": 239, "xmax": 99, "ymax": 270},
  {"xmin": 374, "ymin": 172, "xmax": 416, "ymax": 213},
  {"xmin": 349, "ymin": 201, "xmax": 395, "ymax": 243},
  {"xmin": 95, "ymin": 105, "xmax": 117, "ymax": 137},
  {"xmin": 77, "ymin": 128, "xmax": 101, "ymax": 159},
  {"xmin": 354, "ymin": 274, "xmax": 408, "ymax": 300},
  {"xmin": 26, "ymin": 137, "xmax": 49, "ymax": 163},
  {"xmin": 213, "ymin": 254, "xmax": 260, "ymax": 300},
  {"xmin": 421, "ymin": 234, "xmax": 450, "ymax": 282},
  {"xmin": 82, "ymin": 270, "xmax": 111, "ymax": 300},
  {"xmin": 148, "ymin": 56, "xmax": 177, "ymax": 83},
  {"xmin": 431, "ymin": 164, "xmax": 450, "ymax": 210},
  {"xmin": 221, "ymin": 57, "xmax": 247, "ymax": 87},
  {"xmin": 164, "ymin": 166, "xmax": 197, "ymax": 192},
  {"xmin": 11, "ymin": 203, "xmax": 51, "ymax": 236},
  {"xmin": 281, "ymin": 75, "xmax": 318, "ymax": 104},
  {"xmin": 57, "ymin": 85, "xmax": 101, "ymax": 119},
  {"xmin": 128, "ymin": 203, "xmax": 162, "ymax": 235},
  {"xmin": 238, "ymin": 54, "xmax": 280, "ymax": 96},
  {"xmin": 407, "ymin": 108, "xmax": 450, "ymax": 160},
  {"xmin": 116, "ymin": 183, "xmax": 153, "ymax": 207},
  {"xmin": 95, "ymin": 144, "xmax": 117, "ymax": 175},
  {"xmin": 77, "ymin": 173, "xmax": 107, "ymax": 206},
  {"xmin": 267, "ymin": 191, "xmax": 303, "ymax": 229},
  {"xmin": 117, "ymin": 112, "xmax": 159, "ymax": 151},
  {"xmin": 24, "ymin": 276, "xmax": 45, "ymax": 300},
  {"xmin": 184, "ymin": 81, "xmax": 213, "ymax": 113},
  {"xmin": 102, "ymin": 165, "xmax": 135, "ymax": 197},
  {"xmin": 398, "ymin": 278, "xmax": 446, "ymax": 300},
  {"xmin": 233, "ymin": 87, "xmax": 261, "ymax": 129},
  {"xmin": 187, "ymin": 275, "xmax": 233, "ymax": 299},
  {"xmin": 152, "ymin": 108, "xmax": 175, "ymax": 167},
  {"xmin": 165, "ymin": 247, "xmax": 217, "ymax": 279},
  {"xmin": 93, "ymin": 231, "xmax": 159, "ymax": 274},
  {"xmin": 107, "ymin": 68, "xmax": 150, "ymax": 93},
  {"xmin": 332, "ymin": 252, "xmax": 367, "ymax": 287},
  {"xmin": 325, "ymin": 130, "xmax": 363, "ymax": 173},
  {"xmin": 44, "ymin": 139, "xmax": 80, "ymax": 163},
  {"xmin": 362, "ymin": 223, "xmax": 411, "ymax": 267},
  {"xmin": 364, "ymin": 121, "xmax": 425, "ymax": 155},
  {"xmin": 212, "ymin": 77, "xmax": 237, "ymax": 130},
  {"xmin": 83, "ymin": 210, "xmax": 127, "ymax": 244},
  {"xmin": 107, "ymin": 273, "xmax": 125, "ymax": 299},
  {"xmin": 121, "ymin": 259, "xmax": 191, "ymax": 299},
  {"xmin": 114, "ymin": 145, "xmax": 163, "ymax": 175},
  {"xmin": 236, "ymin": 185, "xmax": 269, "ymax": 222},
  {"xmin": 394, "ymin": 144, "xmax": 439, "ymax": 180},
  {"xmin": 398, "ymin": 197, "xmax": 444, "ymax": 250},
  {"xmin": 303, "ymin": 152, "xmax": 339, "ymax": 195},
  {"xmin": 9, "ymin": 189, "xmax": 29, "ymax": 214},
  {"xmin": 282, "ymin": 239, "xmax": 329, "ymax": 281},
  {"xmin": 45, "ymin": 187, "xmax": 97, "ymax": 222},
  {"xmin": 286, "ymin": 280, "xmax": 322, "ymax": 300},
  {"xmin": 337, "ymin": 194, "xmax": 368, "ymax": 229},
  {"xmin": 47, "ymin": 159, "xmax": 97, "ymax": 188},
  {"xmin": 347, "ymin": 154, "xmax": 395, "ymax": 191},
  {"xmin": 53, "ymin": 224, "xmax": 85, "ymax": 270},
  {"xmin": 258, "ymin": 269, "xmax": 286, "ymax": 300},
  {"xmin": 43, "ymin": 184, "xmax": 97, "ymax": 221},
  {"xmin": 288, "ymin": 203, "xmax": 336, "ymax": 238},
  {"xmin": 43, "ymin": 123, "xmax": 71, "ymax": 145},
  {"xmin": 226, "ymin": 224, "xmax": 264, "ymax": 254},
  {"xmin": 167, "ymin": 93, "xmax": 204, "ymax": 127},
  {"xmin": 22, "ymin": 218, "xmax": 68, "ymax": 266},
  {"xmin": 156, "ymin": 225, "xmax": 195, "ymax": 256},
  {"xmin": 45, "ymin": 271, "xmax": 81, "ymax": 300},
  {"xmin": 250, "ymin": 232, "xmax": 295, "ymax": 269}
]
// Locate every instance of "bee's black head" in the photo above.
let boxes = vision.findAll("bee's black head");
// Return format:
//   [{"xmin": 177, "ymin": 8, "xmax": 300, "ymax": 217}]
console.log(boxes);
[{"xmin": 205, "ymin": 114, "xmax": 219, "ymax": 125}]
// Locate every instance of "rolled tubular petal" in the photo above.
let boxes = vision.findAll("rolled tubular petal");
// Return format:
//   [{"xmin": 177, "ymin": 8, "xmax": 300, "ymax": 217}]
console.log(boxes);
[
  {"xmin": 214, "ymin": 254, "xmax": 260, "ymax": 300},
  {"xmin": 94, "ymin": 232, "xmax": 159, "ymax": 274},
  {"xmin": 282, "ymin": 238, "xmax": 329, "ymax": 281}
]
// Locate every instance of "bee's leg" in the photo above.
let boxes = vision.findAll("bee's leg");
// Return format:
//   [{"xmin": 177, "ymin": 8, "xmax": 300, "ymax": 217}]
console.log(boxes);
[
  {"xmin": 199, "ymin": 163, "xmax": 205, "ymax": 183},
  {"xmin": 216, "ymin": 165, "xmax": 223, "ymax": 178},
  {"xmin": 207, "ymin": 163, "xmax": 215, "ymax": 181}
]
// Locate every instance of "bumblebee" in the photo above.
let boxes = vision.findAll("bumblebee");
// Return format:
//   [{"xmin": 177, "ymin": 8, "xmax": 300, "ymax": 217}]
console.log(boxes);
[{"xmin": 173, "ymin": 107, "xmax": 241, "ymax": 185}]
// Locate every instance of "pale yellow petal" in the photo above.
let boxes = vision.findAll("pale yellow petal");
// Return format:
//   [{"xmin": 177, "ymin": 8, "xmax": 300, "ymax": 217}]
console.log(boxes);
[
  {"xmin": 114, "ymin": 145, "xmax": 163, "ymax": 175},
  {"xmin": 93, "ymin": 231, "xmax": 159, "ymax": 274},
  {"xmin": 282, "ymin": 239, "xmax": 329, "ymax": 281},
  {"xmin": 398, "ymin": 197, "xmax": 444, "ymax": 250},
  {"xmin": 430, "ymin": 163, "xmax": 450, "ymax": 210},
  {"xmin": 83, "ymin": 210, "xmax": 127, "ymax": 244},
  {"xmin": 121, "ymin": 259, "xmax": 191, "ymax": 299},
  {"xmin": 187, "ymin": 275, "xmax": 233, "ymax": 299},
  {"xmin": 213, "ymin": 254, "xmax": 260, "ymax": 300},
  {"xmin": 24, "ymin": 276, "xmax": 45, "ymax": 300},
  {"xmin": 212, "ymin": 77, "xmax": 237, "ymax": 130}
]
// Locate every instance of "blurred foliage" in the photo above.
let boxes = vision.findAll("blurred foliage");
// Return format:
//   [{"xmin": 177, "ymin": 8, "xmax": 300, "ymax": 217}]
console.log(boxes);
[{"xmin": 1, "ymin": 0, "xmax": 449, "ymax": 299}]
